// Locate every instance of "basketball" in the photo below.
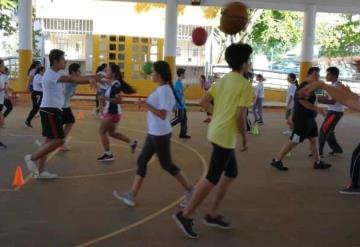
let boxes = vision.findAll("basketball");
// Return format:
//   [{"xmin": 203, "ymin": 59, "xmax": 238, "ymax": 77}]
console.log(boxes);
[
  {"xmin": 192, "ymin": 27, "xmax": 208, "ymax": 46},
  {"xmin": 142, "ymin": 62, "xmax": 153, "ymax": 75},
  {"xmin": 220, "ymin": 2, "xmax": 248, "ymax": 35}
]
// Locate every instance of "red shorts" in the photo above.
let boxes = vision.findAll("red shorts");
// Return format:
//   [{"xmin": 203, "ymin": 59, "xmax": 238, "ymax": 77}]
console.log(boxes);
[{"xmin": 103, "ymin": 113, "xmax": 121, "ymax": 123}]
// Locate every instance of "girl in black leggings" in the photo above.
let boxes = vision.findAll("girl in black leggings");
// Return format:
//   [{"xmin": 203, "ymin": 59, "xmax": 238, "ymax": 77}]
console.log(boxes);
[
  {"xmin": 113, "ymin": 61, "xmax": 193, "ymax": 207},
  {"xmin": 25, "ymin": 66, "xmax": 45, "ymax": 127}
]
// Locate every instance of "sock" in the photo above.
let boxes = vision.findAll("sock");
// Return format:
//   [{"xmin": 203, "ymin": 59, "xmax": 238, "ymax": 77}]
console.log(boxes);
[
  {"xmin": 316, "ymin": 160, "xmax": 321, "ymax": 165},
  {"xmin": 105, "ymin": 150, "xmax": 112, "ymax": 155}
]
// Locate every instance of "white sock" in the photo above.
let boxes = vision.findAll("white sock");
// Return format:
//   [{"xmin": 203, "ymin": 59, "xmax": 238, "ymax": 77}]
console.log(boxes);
[{"xmin": 105, "ymin": 151, "xmax": 112, "ymax": 155}]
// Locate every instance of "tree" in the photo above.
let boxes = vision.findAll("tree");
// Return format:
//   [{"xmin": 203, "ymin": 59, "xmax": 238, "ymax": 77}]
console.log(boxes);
[
  {"xmin": 0, "ymin": 0, "xmax": 17, "ymax": 36},
  {"xmin": 317, "ymin": 14, "xmax": 360, "ymax": 58},
  {"xmin": 134, "ymin": 3, "xmax": 186, "ymax": 15}
]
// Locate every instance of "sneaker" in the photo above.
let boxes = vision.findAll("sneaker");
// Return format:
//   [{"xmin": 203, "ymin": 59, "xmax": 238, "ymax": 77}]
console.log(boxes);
[
  {"xmin": 179, "ymin": 135, "xmax": 191, "ymax": 139},
  {"xmin": 35, "ymin": 171, "xmax": 57, "ymax": 180},
  {"xmin": 202, "ymin": 214, "xmax": 232, "ymax": 229},
  {"xmin": 282, "ymin": 130, "xmax": 292, "ymax": 136},
  {"xmin": 113, "ymin": 191, "xmax": 136, "ymax": 207},
  {"xmin": 24, "ymin": 154, "xmax": 39, "ymax": 175},
  {"xmin": 203, "ymin": 118, "xmax": 211, "ymax": 123},
  {"xmin": 329, "ymin": 151, "xmax": 343, "ymax": 156},
  {"xmin": 270, "ymin": 159, "xmax": 288, "ymax": 171},
  {"xmin": 129, "ymin": 140, "xmax": 138, "ymax": 154},
  {"xmin": 313, "ymin": 161, "xmax": 332, "ymax": 170},
  {"xmin": 97, "ymin": 153, "xmax": 115, "ymax": 162},
  {"xmin": 24, "ymin": 121, "xmax": 32, "ymax": 128},
  {"xmin": 180, "ymin": 189, "xmax": 194, "ymax": 208},
  {"xmin": 338, "ymin": 186, "xmax": 360, "ymax": 195},
  {"xmin": 0, "ymin": 142, "xmax": 7, "ymax": 149},
  {"xmin": 60, "ymin": 143, "xmax": 71, "ymax": 152},
  {"xmin": 172, "ymin": 211, "xmax": 198, "ymax": 239}
]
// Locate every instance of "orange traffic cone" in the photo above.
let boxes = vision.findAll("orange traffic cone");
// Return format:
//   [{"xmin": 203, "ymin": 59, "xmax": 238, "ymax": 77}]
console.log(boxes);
[
  {"xmin": 13, "ymin": 165, "xmax": 24, "ymax": 187},
  {"xmin": 77, "ymin": 111, "xmax": 85, "ymax": 120}
]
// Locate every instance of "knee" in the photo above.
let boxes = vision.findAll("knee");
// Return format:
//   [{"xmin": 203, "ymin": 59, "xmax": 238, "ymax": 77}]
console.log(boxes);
[{"xmin": 160, "ymin": 163, "xmax": 180, "ymax": 176}]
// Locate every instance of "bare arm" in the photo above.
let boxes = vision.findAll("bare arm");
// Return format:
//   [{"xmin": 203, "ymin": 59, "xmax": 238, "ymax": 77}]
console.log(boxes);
[
  {"xmin": 236, "ymin": 107, "xmax": 248, "ymax": 151},
  {"xmin": 199, "ymin": 93, "xmax": 214, "ymax": 113},
  {"xmin": 141, "ymin": 101, "xmax": 167, "ymax": 120},
  {"xmin": 58, "ymin": 75, "xmax": 101, "ymax": 85}
]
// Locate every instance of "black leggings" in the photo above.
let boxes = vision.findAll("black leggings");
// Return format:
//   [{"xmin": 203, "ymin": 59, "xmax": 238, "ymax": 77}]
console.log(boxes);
[
  {"xmin": 3, "ymin": 98, "xmax": 13, "ymax": 118},
  {"xmin": 350, "ymin": 143, "xmax": 360, "ymax": 188},
  {"xmin": 137, "ymin": 133, "xmax": 180, "ymax": 177},
  {"xmin": 206, "ymin": 143, "xmax": 238, "ymax": 185},
  {"xmin": 26, "ymin": 91, "xmax": 43, "ymax": 123},
  {"xmin": 319, "ymin": 111, "xmax": 343, "ymax": 154}
]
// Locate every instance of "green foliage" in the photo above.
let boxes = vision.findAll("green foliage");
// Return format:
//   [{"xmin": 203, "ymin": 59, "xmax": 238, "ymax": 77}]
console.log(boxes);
[
  {"xmin": 248, "ymin": 10, "xmax": 303, "ymax": 59},
  {"xmin": 317, "ymin": 14, "xmax": 360, "ymax": 57},
  {"xmin": 0, "ymin": 0, "xmax": 18, "ymax": 36}
]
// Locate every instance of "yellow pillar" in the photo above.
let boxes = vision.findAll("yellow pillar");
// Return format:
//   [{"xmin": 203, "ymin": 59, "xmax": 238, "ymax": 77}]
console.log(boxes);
[
  {"xmin": 299, "ymin": 62, "xmax": 313, "ymax": 83},
  {"xmin": 18, "ymin": 0, "xmax": 33, "ymax": 91}
]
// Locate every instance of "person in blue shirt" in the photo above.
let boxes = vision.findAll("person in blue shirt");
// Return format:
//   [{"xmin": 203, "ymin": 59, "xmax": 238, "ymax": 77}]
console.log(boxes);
[{"xmin": 171, "ymin": 68, "xmax": 191, "ymax": 139}]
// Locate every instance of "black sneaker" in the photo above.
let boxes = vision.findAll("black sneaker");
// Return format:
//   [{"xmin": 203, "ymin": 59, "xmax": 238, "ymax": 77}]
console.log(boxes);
[
  {"xmin": 0, "ymin": 142, "xmax": 7, "ymax": 149},
  {"xmin": 202, "ymin": 214, "xmax": 232, "ymax": 229},
  {"xmin": 172, "ymin": 211, "xmax": 198, "ymax": 239},
  {"xmin": 313, "ymin": 161, "xmax": 332, "ymax": 170},
  {"xmin": 270, "ymin": 159, "xmax": 288, "ymax": 171},
  {"xmin": 338, "ymin": 186, "xmax": 360, "ymax": 195},
  {"xmin": 24, "ymin": 121, "xmax": 32, "ymax": 128},
  {"xmin": 129, "ymin": 140, "xmax": 138, "ymax": 154},
  {"xmin": 179, "ymin": 135, "xmax": 191, "ymax": 139},
  {"xmin": 97, "ymin": 153, "xmax": 115, "ymax": 162}
]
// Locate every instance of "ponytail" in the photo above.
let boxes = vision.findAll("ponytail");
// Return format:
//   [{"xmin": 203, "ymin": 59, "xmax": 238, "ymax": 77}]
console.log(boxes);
[{"xmin": 109, "ymin": 63, "xmax": 136, "ymax": 94}]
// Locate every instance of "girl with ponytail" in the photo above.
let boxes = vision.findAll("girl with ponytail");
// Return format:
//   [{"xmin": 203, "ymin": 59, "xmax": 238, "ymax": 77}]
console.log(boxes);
[
  {"xmin": 113, "ymin": 61, "xmax": 194, "ymax": 207},
  {"xmin": 96, "ymin": 63, "xmax": 138, "ymax": 162}
]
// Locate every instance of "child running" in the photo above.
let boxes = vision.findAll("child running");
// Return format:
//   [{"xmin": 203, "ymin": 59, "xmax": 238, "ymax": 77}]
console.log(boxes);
[
  {"xmin": 96, "ymin": 63, "xmax": 138, "ymax": 162},
  {"xmin": 24, "ymin": 49, "xmax": 100, "ymax": 179},
  {"xmin": 25, "ymin": 66, "xmax": 45, "ymax": 127},
  {"xmin": 252, "ymin": 74, "xmax": 265, "ymax": 124},
  {"xmin": 283, "ymin": 73, "xmax": 298, "ymax": 135},
  {"xmin": 113, "ymin": 61, "xmax": 194, "ymax": 207},
  {"xmin": 173, "ymin": 44, "xmax": 253, "ymax": 239},
  {"xmin": 61, "ymin": 63, "xmax": 81, "ymax": 151},
  {"xmin": 270, "ymin": 67, "xmax": 332, "ymax": 171}
]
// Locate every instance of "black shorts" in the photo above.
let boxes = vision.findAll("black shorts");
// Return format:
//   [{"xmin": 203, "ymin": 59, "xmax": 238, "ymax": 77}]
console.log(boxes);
[
  {"xmin": 40, "ymin": 108, "xmax": 65, "ymax": 139},
  {"xmin": 62, "ymin": 107, "xmax": 75, "ymax": 125},
  {"xmin": 0, "ymin": 104, "xmax": 3, "ymax": 112},
  {"xmin": 290, "ymin": 118, "xmax": 318, "ymax": 143},
  {"xmin": 206, "ymin": 143, "xmax": 238, "ymax": 185}
]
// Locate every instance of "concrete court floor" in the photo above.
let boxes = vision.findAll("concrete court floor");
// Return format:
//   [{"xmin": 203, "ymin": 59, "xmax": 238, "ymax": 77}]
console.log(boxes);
[{"xmin": 0, "ymin": 106, "xmax": 360, "ymax": 247}]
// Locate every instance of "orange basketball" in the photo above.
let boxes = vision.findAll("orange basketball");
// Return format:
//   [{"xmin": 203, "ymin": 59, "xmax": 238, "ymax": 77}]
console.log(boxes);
[{"xmin": 220, "ymin": 2, "xmax": 248, "ymax": 35}]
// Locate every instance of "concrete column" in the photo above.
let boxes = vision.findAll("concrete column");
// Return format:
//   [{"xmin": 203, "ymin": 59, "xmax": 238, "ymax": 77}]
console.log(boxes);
[
  {"xmin": 18, "ymin": 0, "xmax": 33, "ymax": 91},
  {"xmin": 299, "ymin": 4, "xmax": 317, "ymax": 82},
  {"xmin": 164, "ymin": 0, "xmax": 178, "ymax": 81}
]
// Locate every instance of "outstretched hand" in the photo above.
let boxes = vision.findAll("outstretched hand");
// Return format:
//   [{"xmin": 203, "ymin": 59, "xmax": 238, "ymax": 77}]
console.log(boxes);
[{"xmin": 298, "ymin": 81, "xmax": 325, "ymax": 98}]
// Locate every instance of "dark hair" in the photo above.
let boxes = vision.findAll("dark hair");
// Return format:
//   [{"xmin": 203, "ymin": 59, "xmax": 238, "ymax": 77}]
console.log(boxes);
[
  {"xmin": 35, "ymin": 66, "xmax": 45, "ymax": 75},
  {"xmin": 5, "ymin": 67, "xmax": 9, "ymax": 73},
  {"xmin": 153, "ymin": 61, "xmax": 183, "ymax": 107},
  {"xmin": 176, "ymin": 68, "xmax": 186, "ymax": 77},
  {"xmin": 27, "ymin": 60, "xmax": 41, "ymax": 74},
  {"xmin": 49, "ymin": 49, "xmax": 65, "ymax": 67},
  {"xmin": 109, "ymin": 63, "xmax": 136, "ymax": 94},
  {"xmin": 307, "ymin": 67, "xmax": 320, "ymax": 75},
  {"xmin": 0, "ymin": 59, "xmax": 4, "ymax": 66},
  {"xmin": 201, "ymin": 75, "xmax": 206, "ymax": 80},
  {"xmin": 326, "ymin": 66, "xmax": 340, "ymax": 78},
  {"xmin": 68, "ymin": 63, "xmax": 81, "ymax": 74},
  {"xmin": 288, "ymin": 73, "xmax": 299, "ymax": 87},
  {"xmin": 96, "ymin": 63, "xmax": 107, "ymax": 73},
  {"xmin": 225, "ymin": 43, "xmax": 253, "ymax": 70}
]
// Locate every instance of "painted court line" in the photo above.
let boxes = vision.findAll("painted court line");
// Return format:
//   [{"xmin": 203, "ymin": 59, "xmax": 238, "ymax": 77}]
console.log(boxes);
[{"xmin": 75, "ymin": 129, "xmax": 207, "ymax": 247}]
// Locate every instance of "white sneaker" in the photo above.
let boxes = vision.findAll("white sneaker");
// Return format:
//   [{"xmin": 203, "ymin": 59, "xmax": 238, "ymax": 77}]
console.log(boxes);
[
  {"xmin": 35, "ymin": 171, "xmax": 57, "ymax": 180},
  {"xmin": 60, "ymin": 143, "xmax": 71, "ymax": 152},
  {"xmin": 24, "ymin": 155, "xmax": 39, "ymax": 176},
  {"xmin": 113, "ymin": 190, "xmax": 136, "ymax": 207},
  {"xmin": 282, "ymin": 130, "xmax": 292, "ymax": 136}
]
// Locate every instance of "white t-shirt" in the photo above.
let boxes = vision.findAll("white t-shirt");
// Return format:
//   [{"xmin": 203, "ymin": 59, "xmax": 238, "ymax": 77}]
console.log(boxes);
[
  {"xmin": 255, "ymin": 81, "xmax": 265, "ymax": 98},
  {"xmin": 32, "ymin": 74, "xmax": 43, "ymax": 92},
  {"xmin": 0, "ymin": 73, "xmax": 6, "ymax": 104},
  {"xmin": 286, "ymin": 84, "xmax": 297, "ymax": 108},
  {"xmin": 328, "ymin": 81, "xmax": 344, "ymax": 112},
  {"xmin": 40, "ymin": 69, "xmax": 65, "ymax": 109},
  {"xmin": 146, "ymin": 84, "xmax": 175, "ymax": 136}
]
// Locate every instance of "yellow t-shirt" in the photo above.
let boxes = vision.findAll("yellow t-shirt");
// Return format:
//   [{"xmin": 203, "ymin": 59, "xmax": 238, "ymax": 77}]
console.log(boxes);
[{"xmin": 207, "ymin": 72, "xmax": 253, "ymax": 149}]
